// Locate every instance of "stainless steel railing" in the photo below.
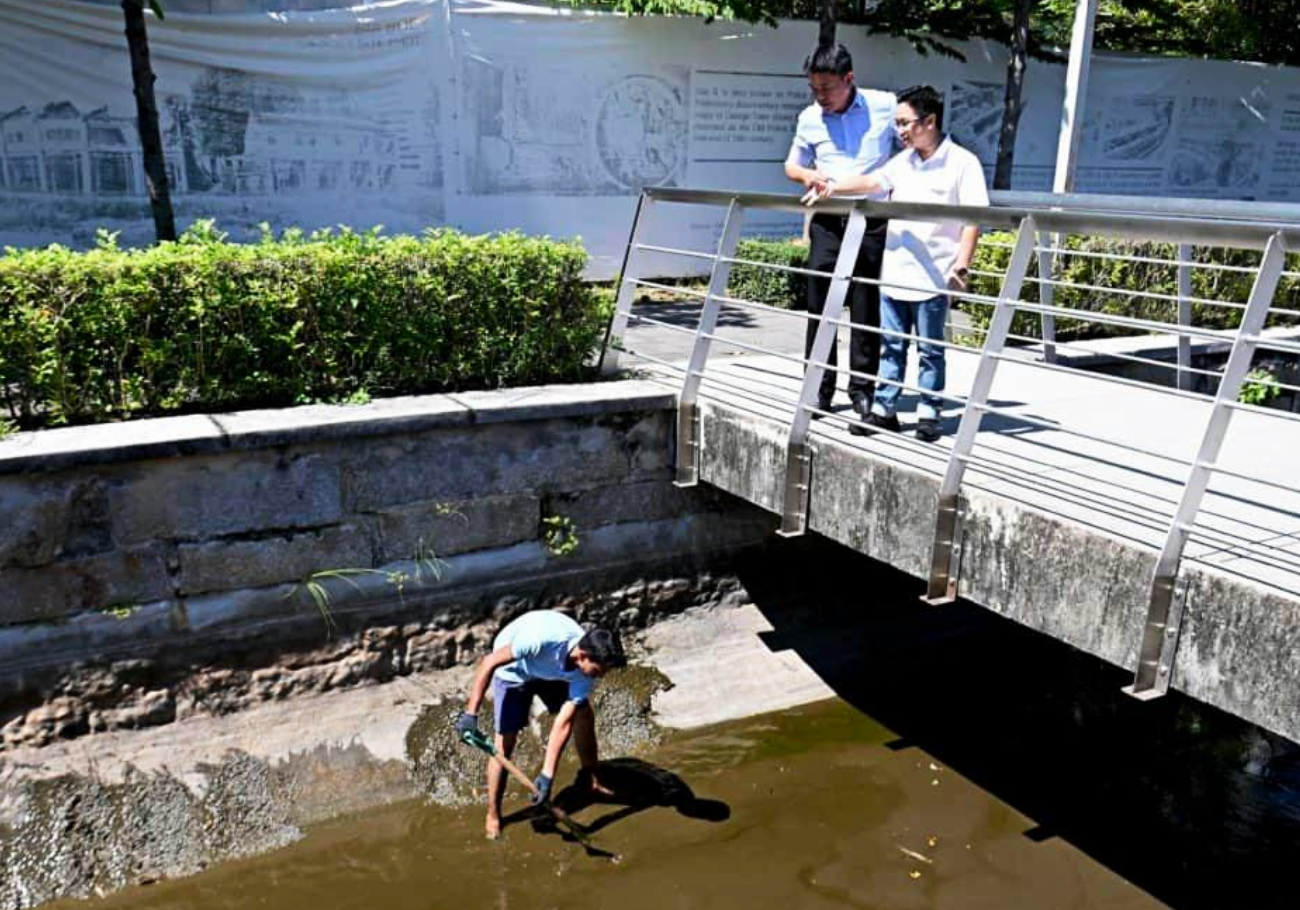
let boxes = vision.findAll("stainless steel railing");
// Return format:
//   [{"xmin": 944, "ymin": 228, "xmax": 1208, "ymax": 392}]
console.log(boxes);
[{"xmin": 600, "ymin": 187, "xmax": 1300, "ymax": 702}]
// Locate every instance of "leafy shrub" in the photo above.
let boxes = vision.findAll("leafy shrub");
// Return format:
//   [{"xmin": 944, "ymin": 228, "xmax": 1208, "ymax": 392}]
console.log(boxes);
[
  {"xmin": 1239, "ymin": 368, "xmax": 1283, "ymax": 406},
  {"xmin": 961, "ymin": 231, "xmax": 1300, "ymax": 346},
  {"xmin": 727, "ymin": 238, "xmax": 809, "ymax": 309},
  {"xmin": 0, "ymin": 223, "xmax": 609, "ymax": 428}
]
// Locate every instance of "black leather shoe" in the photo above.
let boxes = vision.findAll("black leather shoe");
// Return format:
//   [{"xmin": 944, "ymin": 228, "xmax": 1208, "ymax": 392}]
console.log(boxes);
[
  {"xmin": 811, "ymin": 394, "xmax": 834, "ymax": 420},
  {"xmin": 915, "ymin": 418, "xmax": 942, "ymax": 442},
  {"xmin": 849, "ymin": 396, "xmax": 871, "ymax": 420},
  {"xmin": 851, "ymin": 411, "xmax": 901, "ymax": 436}
]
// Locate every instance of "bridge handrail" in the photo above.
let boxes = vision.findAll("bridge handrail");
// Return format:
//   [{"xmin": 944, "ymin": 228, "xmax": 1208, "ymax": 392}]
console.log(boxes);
[
  {"xmin": 606, "ymin": 186, "xmax": 1300, "ymax": 706},
  {"xmin": 642, "ymin": 187, "xmax": 1300, "ymax": 250}
]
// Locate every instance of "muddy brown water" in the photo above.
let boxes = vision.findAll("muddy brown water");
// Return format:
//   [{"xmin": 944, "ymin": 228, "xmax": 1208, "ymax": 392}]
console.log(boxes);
[
  {"xmin": 39, "ymin": 548, "xmax": 1300, "ymax": 910},
  {"xmin": 40, "ymin": 697, "xmax": 1220, "ymax": 910}
]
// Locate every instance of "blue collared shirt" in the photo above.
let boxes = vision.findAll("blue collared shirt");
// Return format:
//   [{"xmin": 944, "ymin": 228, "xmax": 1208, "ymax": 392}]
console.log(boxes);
[{"xmin": 788, "ymin": 88, "xmax": 898, "ymax": 199}]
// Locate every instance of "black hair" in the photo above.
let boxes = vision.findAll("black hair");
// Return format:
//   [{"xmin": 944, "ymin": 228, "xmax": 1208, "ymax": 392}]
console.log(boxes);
[
  {"xmin": 897, "ymin": 84, "xmax": 945, "ymax": 130},
  {"xmin": 578, "ymin": 627, "xmax": 627, "ymax": 668},
  {"xmin": 803, "ymin": 43, "xmax": 853, "ymax": 78}
]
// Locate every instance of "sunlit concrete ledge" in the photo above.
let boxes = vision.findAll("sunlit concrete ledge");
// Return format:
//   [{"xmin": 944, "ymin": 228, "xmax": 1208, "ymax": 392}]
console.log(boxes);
[{"xmin": 0, "ymin": 380, "xmax": 678, "ymax": 475}]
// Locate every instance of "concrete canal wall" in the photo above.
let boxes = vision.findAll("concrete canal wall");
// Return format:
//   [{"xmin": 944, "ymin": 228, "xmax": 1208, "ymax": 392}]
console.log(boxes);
[{"xmin": 0, "ymin": 381, "xmax": 775, "ymax": 751}]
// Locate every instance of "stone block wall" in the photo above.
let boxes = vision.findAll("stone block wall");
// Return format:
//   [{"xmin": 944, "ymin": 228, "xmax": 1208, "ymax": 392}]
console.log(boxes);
[{"xmin": 0, "ymin": 381, "xmax": 775, "ymax": 748}]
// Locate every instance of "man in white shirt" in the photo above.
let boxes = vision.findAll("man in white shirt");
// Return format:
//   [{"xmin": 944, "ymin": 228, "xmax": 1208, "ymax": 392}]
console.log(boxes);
[
  {"xmin": 784, "ymin": 44, "xmax": 896, "ymax": 424},
  {"xmin": 806, "ymin": 84, "xmax": 988, "ymax": 441}
]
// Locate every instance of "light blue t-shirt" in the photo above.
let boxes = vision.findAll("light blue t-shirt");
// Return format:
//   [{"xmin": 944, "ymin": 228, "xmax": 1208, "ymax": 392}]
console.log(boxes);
[
  {"xmin": 493, "ymin": 610, "xmax": 593, "ymax": 703},
  {"xmin": 788, "ymin": 87, "xmax": 898, "ymax": 199}
]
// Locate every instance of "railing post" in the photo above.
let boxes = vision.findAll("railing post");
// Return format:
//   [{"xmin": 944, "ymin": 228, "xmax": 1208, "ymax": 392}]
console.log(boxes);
[
  {"xmin": 1124, "ymin": 231, "xmax": 1287, "ymax": 699},
  {"xmin": 599, "ymin": 192, "xmax": 655, "ymax": 376},
  {"xmin": 1177, "ymin": 242, "xmax": 1193, "ymax": 391},
  {"xmin": 1037, "ymin": 231, "xmax": 1057, "ymax": 363},
  {"xmin": 675, "ymin": 199, "xmax": 746, "ymax": 487},
  {"xmin": 776, "ymin": 206, "xmax": 869, "ymax": 537},
  {"xmin": 923, "ymin": 215, "xmax": 1038, "ymax": 603}
]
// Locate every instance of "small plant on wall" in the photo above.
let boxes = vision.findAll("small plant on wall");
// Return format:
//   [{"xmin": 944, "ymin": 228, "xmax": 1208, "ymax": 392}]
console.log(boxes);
[
  {"xmin": 541, "ymin": 514, "xmax": 580, "ymax": 558},
  {"xmin": 285, "ymin": 539, "xmax": 450, "ymax": 636},
  {"xmin": 1239, "ymin": 368, "xmax": 1282, "ymax": 408}
]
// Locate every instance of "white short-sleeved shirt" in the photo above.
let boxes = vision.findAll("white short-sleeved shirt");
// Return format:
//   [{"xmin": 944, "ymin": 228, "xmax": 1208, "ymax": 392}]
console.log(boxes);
[
  {"xmin": 875, "ymin": 136, "xmax": 990, "ymax": 301},
  {"xmin": 787, "ymin": 88, "xmax": 897, "ymax": 199},
  {"xmin": 493, "ymin": 610, "xmax": 593, "ymax": 703}
]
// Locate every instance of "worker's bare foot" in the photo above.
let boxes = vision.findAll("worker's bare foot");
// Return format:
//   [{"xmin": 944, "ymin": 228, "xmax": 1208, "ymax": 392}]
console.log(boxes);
[
  {"xmin": 588, "ymin": 776, "xmax": 616, "ymax": 798},
  {"xmin": 485, "ymin": 818, "xmax": 501, "ymax": 840}
]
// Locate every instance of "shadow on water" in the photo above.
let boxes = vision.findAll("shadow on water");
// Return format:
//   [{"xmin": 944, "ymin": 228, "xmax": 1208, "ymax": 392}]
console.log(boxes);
[
  {"xmin": 741, "ymin": 537, "xmax": 1300, "ymax": 910},
  {"xmin": 501, "ymin": 758, "xmax": 730, "ymax": 851}
]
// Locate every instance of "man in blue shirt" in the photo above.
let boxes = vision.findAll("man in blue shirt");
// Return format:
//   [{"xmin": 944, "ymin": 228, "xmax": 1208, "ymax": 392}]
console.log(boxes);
[
  {"xmin": 785, "ymin": 43, "xmax": 896, "ymax": 430},
  {"xmin": 454, "ymin": 609, "xmax": 627, "ymax": 839}
]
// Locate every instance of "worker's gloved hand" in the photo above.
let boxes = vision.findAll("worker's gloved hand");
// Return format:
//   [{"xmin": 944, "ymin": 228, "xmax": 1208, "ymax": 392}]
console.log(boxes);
[
  {"xmin": 453, "ymin": 711, "xmax": 478, "ymax": 737},
  {"xmin": 531, "ymin": 773, "xmax": 553, "ymax": 805}
]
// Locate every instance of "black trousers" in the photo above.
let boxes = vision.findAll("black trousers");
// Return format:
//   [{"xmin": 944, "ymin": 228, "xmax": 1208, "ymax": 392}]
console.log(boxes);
[{"xmin": 805, "ymin": 213, "xmax": 887, "ymax": 403}]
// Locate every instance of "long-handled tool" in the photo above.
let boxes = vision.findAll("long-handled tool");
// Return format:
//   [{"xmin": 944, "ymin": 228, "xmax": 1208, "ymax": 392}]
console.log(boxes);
[{"xmin": 459, "ymin": 729, "xmax": 618, "ymax": 859}]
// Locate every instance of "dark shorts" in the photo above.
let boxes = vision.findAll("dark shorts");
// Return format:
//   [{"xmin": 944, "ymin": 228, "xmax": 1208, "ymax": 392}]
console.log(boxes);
[{"xmin": 492, "ymin": 676, "xmax": 570, "ymax": 735}]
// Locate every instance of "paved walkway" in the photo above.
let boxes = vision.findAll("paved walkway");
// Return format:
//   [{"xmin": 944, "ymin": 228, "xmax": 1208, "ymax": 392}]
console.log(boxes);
[{"xmin": 621, "ymin": 302, "xmax": 1300, "ymax": 599}]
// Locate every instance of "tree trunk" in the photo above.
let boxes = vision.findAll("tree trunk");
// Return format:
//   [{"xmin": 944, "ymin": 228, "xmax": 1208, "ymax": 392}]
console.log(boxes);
[
  {"xmin": 819, "ymin": 0, "xmax": 836, "ymax": 48},
  {"xmin": 122, "ymin": 0, "xmax": 176, "ymax": 242},
  {"xmin": 994, "ymin": 0, "xmax": 1031, "ymax": 190}
]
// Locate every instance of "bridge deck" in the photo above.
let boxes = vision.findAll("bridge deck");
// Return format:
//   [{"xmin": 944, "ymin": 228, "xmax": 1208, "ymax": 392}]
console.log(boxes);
[{"xmin": 626, "ymin": 305, "xmax": 1300, "ymax": 601}]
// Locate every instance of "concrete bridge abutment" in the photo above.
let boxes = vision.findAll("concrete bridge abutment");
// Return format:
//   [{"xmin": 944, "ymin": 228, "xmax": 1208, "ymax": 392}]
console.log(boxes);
[{"xmin": 698, "ymin": 401, "xmax": 1300, "ymax": 746}]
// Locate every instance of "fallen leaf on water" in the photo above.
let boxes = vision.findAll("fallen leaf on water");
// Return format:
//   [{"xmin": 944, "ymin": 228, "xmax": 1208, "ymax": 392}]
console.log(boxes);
[
  {"xmin": 926, "ymin": 835, "xmax": 939, "ymax": 847},
  {"xmin": 909, "ymin": 870, "xmax": 922, "ymax": 880},
  {"xmin": 898, "ymin": 846, "xmax": 933, "ymax": 864}
]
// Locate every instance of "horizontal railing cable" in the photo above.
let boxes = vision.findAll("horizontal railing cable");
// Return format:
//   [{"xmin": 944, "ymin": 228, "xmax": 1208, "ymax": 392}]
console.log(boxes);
[
  {"xmin": 1252, "ymin": 335, "xmax": 1300, "ymax": 356},
  {"xmin": 955, "ymin": 443, "xmax": 1300, "ymax": 569},
  {"xmin": 1036, "ymin": 244, "xmax": 1260, "ymax": 274},
  {"xmin": 711, "ymin": 293, "xmax": 824, "ymax": 322},
  {"xmin": 607, "ymin": 343, "xmax": 693, "ymax": 377},
  {"xmin": 982, "ymin": 349, "xmax": 1221, "ymax": 404},
  {"xmin": 998, "ymin": 332, "xmax": 1227, "ymax": 382},
  {"xmin": 999, "ymin": 298, "xmax": 1245, "ymax": 342},
  {"xmin": 625, "ymin": 278, "xmax": 710, "ymax": 300},
  {"xmin": 958, "ymin": 403, "xmax": 1194, "ymax": 467},
  {"xmin": 625, "ymin": 311, "xmax": 709, "ymax": 337},
  {"xmin": 1023, "ymin": 274, "xmax": 1245, "ymax": 311},
  {"xmin": 634, "ymin": 243, "xmax": 718, "ymax": 262}
]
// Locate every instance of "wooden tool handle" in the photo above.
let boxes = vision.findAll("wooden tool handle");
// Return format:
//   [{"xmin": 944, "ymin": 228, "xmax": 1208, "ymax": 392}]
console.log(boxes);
[{"xmin": 491, "ymin": 750, "xmax": 541, "ymax": 797}]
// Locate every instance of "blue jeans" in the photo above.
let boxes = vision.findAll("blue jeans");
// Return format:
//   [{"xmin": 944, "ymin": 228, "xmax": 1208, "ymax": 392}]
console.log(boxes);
[{"xmin": 873, "ymin": 293, "xmax": 948, "ymax": 421}]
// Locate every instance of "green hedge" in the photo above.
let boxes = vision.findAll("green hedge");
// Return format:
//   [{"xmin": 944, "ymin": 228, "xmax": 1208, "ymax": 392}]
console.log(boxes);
[
  {"xmin": 962, "ymin": 231, "xmax": 1300, "ymax": 344},
  {"xmin": 0, "ymin": 223, "xmax": 608, "ymax": 428},
  {"xmin": 727, "ymin": 238, "xmax": 809, "ymax": 309}
]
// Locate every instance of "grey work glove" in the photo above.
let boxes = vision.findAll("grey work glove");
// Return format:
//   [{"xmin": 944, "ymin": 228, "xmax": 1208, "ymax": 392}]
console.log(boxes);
[
  {"xmin": 453, "ymin": 711, "xmax": 478, "ymax": 737},
  {"xmin": 531, "ymin": 773, "xmax": 552, "ymax": 805}
]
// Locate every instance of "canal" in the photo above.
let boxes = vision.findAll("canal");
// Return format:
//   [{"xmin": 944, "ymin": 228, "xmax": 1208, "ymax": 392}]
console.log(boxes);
[{"xmin": 49, "ymin": 551, "xmax": 1300, "ymax": 910}]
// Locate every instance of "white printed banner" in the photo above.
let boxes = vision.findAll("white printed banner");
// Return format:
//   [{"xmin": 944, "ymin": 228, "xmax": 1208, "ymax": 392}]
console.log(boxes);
[
  {"xmin": 0, "ymin": 0, "xmax": 446, "ymax": 249},
  {"xmin": 3, "ymin": 0, "xmax": 1300, "ymax": 277}
]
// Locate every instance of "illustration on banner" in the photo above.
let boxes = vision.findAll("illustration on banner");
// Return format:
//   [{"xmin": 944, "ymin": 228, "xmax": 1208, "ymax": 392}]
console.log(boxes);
[
  {"xmin": 462, "ymin": 58, "xmax": 688, "ymax": 195},
  {"xmin": 0, "ymin": 67, "xmax": 443, "ymax": 247},
  {"xmin": 948, "ymin": 81, "xmax": 1002, "ymax": 166}
]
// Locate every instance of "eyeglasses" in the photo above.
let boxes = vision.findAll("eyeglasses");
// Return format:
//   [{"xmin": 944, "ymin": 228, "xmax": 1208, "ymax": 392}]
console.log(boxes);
[{"xmin": 894, "ymin": 117, "xmax": 922, "ymax": 129}]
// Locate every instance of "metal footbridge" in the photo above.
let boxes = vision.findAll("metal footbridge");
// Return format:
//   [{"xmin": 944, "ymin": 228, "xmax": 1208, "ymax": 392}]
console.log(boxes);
[{"xmin": 601, "ymin": 187, "xmax": 1300, "ymax": 744}]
